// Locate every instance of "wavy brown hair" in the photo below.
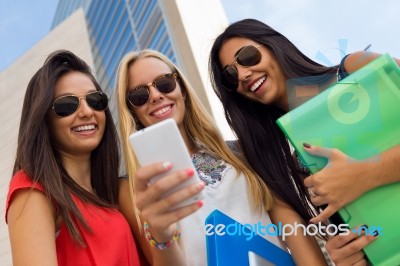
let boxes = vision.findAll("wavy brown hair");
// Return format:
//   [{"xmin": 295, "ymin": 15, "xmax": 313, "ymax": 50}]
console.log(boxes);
[
  {"xmin": 13, "ymin": 50, "xmax": 120, "ymax": 244},
  {"xmin": 209, "ymin": 19, "xmax": 339, "ymax": 223}
]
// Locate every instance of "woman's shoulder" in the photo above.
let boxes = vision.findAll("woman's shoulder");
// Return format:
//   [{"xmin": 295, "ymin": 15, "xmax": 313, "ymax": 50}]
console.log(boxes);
[
  {"xmin": 9, "ymin": 170, "xmax": 44, "ymax": 192},
  {"xmin": 6, "ymin": 170, "xmax": 48, "ymax": 223},
  {"xmin": 339, "ymin": 51, "xmax": 384, "ymax": 81}
]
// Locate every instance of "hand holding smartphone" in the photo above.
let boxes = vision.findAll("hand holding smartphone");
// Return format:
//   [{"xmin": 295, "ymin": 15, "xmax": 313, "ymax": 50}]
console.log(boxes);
[{"xmin": 129, "ymin": 118, "xmax": 204, "ymax": 209}]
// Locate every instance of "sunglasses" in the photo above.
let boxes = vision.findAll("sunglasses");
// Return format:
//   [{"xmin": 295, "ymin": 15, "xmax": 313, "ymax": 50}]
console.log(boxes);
[
  {"xmin": 52, "ymin": 91, "xmax": 108, "ymax": 117},
  {"xmin": 221, "ymin": 44, "xmax": 263, "ymax": 91},
  {"xmin": 126, "ymin": 73, "xmax": 178, "ymax": 107}
]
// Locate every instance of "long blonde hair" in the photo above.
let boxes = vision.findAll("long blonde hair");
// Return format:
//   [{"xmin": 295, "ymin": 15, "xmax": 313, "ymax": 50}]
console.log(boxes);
[{"xmin": 115, "ymin": 49, "xmax": 273, "ymax": 225}]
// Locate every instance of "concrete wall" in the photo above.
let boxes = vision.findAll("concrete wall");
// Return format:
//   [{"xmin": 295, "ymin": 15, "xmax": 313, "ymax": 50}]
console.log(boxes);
[
  {"xmin": 159, "ymin": 0, "xmax": 234, "ymax": 139},
  {"xmin": 0, "ymin": 2, "xmax": 234, "ymax": 263}
]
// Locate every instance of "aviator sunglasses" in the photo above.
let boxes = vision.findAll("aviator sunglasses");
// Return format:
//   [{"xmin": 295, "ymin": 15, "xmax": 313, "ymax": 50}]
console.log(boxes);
[
  {"xmin": 52, "ymin": 91, "xmax": 109, "ymax": 117},
  {"xmin": 126, "ymin": 73, "xmax": 178, "ymax": 107},
  {"xmin": 221, "ymin": 44, "xmax": 263, "ymax": 91}
]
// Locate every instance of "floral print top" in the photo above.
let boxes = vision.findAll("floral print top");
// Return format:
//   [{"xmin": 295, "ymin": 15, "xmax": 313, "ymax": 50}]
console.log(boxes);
[
  {"xmin": 191, "ymin": 140, "xmax": 239, "ymax": 188},
  {"xmin": 191, "ymin": 150, "xmax": 228, "ymax": 188}
]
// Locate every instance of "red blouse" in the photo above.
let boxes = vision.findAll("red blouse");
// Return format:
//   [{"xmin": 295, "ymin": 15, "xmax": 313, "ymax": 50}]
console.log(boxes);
[{"xmin": 6, "ymin": 170, "xmax": 141, "ymax": 266}]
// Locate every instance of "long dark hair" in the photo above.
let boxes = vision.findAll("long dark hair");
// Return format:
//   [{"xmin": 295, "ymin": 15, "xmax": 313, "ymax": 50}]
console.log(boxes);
[
  {"xmin": 12, "ymin": 50, "xmax": 120, "ymax": 244},
  {"xmin": 209, "ymin": 19, "xmax": 338, "ymax": 222}
]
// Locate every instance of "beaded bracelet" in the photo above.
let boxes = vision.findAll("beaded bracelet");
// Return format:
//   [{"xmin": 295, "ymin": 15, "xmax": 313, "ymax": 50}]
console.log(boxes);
[{"xmin": 143, "ymin": 221, "xmax": 181, "ymax": 250}]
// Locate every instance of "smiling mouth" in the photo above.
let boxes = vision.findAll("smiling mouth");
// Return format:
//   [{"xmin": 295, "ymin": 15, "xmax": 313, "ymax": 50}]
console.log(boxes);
[
  {"xmin": 151, "ymin": 105, "xmax": 172, "ymax": 116},
  {"xmin": 72, "ymin": 124, "xmax": 96, "ymax": 132},
  {"xmin": 250, "ymin": 76, "xmax": 267, "ymax": 92}
]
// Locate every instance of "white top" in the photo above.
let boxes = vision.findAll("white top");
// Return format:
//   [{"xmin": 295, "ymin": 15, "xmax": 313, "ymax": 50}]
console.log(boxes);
[{"xmin": 179, "ymin": 149, "xmax": 287, "ymax": 266}]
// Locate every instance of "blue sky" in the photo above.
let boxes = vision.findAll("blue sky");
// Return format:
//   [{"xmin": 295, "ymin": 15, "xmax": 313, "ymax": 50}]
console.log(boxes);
[
  {"xmin": 221, "ymin": 0, "xmax": 399, "ymax": 65},
  {"xmin": 0, "ymin": 0, "xmax": 58, "ymax": 71},
  {"xmin": 0, "ymin": 0, "xmax": 399, "ymax": 72}
]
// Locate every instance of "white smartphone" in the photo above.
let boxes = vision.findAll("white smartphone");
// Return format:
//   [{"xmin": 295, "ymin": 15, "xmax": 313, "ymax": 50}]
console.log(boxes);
[{"xmin": 129, "ymin": 118, "xmax": 203, "ymax": 209}]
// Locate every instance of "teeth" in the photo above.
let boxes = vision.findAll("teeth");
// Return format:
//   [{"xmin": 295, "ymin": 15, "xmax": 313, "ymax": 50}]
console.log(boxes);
[
  {"xmin": 250, "ymin": 76, "xmax": 266, "ymax": 92},
  {"xmin": 152, "ymin": 106, "xmax": 171, "ymax": 116},
  {"xmin": 72, "ymin": 125, "xmax": 96, "ymax": 132}
]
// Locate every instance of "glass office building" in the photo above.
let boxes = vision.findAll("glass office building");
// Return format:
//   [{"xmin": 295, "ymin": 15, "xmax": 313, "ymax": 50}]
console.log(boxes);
[
  {"xmin": 1, "ymin": 2, "xmax": 230, "ymax": 264},
  {"xmin": 50, "ymin": 0, "xmax": 231, "ymax": 136},
  {"xmin": 52, "ymin": 0, "xmax": 176, "ymax": 94}
]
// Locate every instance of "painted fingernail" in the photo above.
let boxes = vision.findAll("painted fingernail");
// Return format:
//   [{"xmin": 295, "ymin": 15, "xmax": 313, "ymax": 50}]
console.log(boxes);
[
  {"xmin": 197, "ymin": 182, "xmax": 205, "ymax": 189},
  {"xmin": 186, "ymin": 168, "xmax": 194, "ymax": 177},
  {"xmin": 360, "ymin": 224, "xmax": 368, "ymax": 231},
  {"xmin": 372, "ymin": 230, "xmax": 379, "ymax": 237},
  {"xmin": 197, "ymin": 200, "xmax": 204, "ymax": 207},
  {"xmin": 163, "ymin": 162, "xmax": 172, "ymax": 170},
  {"xmin": 303, "ymin": 143, "xmax": 311, "ymax": 148}
]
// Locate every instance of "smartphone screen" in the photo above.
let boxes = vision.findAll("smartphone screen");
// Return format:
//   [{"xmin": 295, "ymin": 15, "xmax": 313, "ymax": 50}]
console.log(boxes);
[{"xmin": 129, "ymin": 118, "xmax": 203, "ymax": 209}]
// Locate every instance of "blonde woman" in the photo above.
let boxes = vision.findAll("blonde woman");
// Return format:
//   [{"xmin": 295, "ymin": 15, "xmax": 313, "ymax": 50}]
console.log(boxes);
[{"xmin": 115, "ymin": 49, "xmax": 327, "ymax": 265}]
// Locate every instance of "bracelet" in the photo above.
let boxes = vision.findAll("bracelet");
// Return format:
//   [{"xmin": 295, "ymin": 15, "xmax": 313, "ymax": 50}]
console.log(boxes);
[{"xmin": 143, "ymin": 221, "xmax": 181, "ymax": 250}]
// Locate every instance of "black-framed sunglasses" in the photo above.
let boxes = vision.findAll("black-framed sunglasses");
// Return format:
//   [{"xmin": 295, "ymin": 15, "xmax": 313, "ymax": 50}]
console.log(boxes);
[
  {"xmin": 52, "ymin": 91, "xmax": 108, "ymax": 117},
  {"xmin": 221, "ymin": 44, "xmax": 263, "ymax": 91},
  {"xmin": 126, "ymin": 73, "xmax": 178, "ymax": 107}
]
